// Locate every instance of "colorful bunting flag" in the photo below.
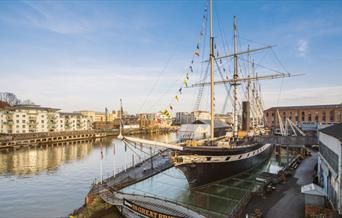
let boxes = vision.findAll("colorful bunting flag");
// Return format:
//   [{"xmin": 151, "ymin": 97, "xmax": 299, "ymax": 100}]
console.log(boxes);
[
  {"xmin": 175, "ymin": 95, "xmax": 179, "ymax": 102},
  {"xmin": 178, "ymin": 88, "xmax": 182, "ymax": 94},
  {"xmin": 184, "ymin": 79, "xmax": 188, "ymax": 87}
]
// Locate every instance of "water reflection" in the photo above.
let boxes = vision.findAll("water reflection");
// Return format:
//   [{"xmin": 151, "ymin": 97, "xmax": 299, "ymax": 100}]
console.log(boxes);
[{"xmin": 0, "ymin": 138, "xmax": 114, "ymax": 176}]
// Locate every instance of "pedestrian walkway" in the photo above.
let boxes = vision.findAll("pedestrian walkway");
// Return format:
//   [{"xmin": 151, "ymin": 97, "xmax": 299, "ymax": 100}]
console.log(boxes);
[{"xmin": 245, "ymin": 152, "xmax": 318, "ymax": 218}]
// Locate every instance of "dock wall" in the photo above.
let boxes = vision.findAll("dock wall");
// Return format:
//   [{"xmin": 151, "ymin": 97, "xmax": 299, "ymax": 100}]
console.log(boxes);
[{"xmin": 0, "ymin": 127, "xmax": 177, "ymax": 151}]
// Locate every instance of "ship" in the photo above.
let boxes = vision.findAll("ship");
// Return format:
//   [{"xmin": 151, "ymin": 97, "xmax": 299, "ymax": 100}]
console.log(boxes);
[{"xmin": 121, "ymin": 0, "xmax": 300, "ymax": 188}]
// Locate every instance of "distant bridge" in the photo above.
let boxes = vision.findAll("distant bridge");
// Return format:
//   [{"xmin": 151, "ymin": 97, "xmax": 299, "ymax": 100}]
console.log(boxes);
[{"xmin": 254, "ymin": 135, "xmax": 318, "ymax": 147}]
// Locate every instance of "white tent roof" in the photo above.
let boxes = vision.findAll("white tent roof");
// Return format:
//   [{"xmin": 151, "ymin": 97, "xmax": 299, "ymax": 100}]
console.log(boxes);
[{"xmin": 301, "ymin": 183, "xmax": 327, "ymax": 197}]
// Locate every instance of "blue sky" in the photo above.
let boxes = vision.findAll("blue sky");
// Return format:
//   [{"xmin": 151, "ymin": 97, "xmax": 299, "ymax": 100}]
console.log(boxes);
[{"xmin": 0, "ymin": 0, "xmax": 341, "ymax": 113}]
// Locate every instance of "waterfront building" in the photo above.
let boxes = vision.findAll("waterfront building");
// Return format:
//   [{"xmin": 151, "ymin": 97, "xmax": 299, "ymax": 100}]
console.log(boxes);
[
  {"xmin": 0, "ymin": 105, "xmax": 92, "ymax": 134},
  {"xmin": 79, "ymin": 110, "xmax": 120, "ymax": 128},
  {"xmin": 264, "ymin": 104, "xmax": 342, "ymax": 130},
  {"xmin": 192, "ymin": 110, "xmax": 210, "ymax": 120},
  {"xmin": 317, "ymin": 123, "xmax": 342, "ymax": 214},
  {"xmin": 138, "ymin": 113, "xmax": 156, "ymax": 127},
  {"xmin": 60, "ymin": 112, "xmax": 89, "ymax": 131}
]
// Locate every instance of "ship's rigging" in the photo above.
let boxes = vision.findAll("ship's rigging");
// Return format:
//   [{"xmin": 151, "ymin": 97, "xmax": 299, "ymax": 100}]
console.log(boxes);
[
  {"xmin": 133, "ymin": 0, "xmax": 302, "ymax": 142},
  {"xmin": 121, "ymin": 0, "xmax": 303, "ymax": 188}
]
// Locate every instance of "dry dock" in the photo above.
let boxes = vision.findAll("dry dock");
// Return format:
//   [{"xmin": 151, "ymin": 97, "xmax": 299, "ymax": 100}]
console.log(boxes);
[{"xmin": 73, "ymin": 146, "xmax": 307, "ymax": 218}]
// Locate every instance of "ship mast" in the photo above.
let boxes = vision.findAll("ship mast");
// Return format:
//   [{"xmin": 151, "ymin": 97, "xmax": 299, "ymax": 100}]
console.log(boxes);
[
  {"xmin": 233, "ymin": 16, "xmax": 239, "ymax": 139},
  {"xmin": 209, "ymin": 0, "xmax": 215, "ymax": 143}
]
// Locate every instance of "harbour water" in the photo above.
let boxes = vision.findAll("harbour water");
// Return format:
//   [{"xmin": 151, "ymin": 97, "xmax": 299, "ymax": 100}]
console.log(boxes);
[{"xmin": 0, "ymin": 133, "xmax": 176, "ymax": 218}]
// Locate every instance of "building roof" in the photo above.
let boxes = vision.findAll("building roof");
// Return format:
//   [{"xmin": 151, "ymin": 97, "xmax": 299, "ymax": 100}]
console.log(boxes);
[
  {"xmin": 8, "ymin": 104, "xmax": 60, "ymax": 111},
  {"xmin": 193, "ymin": 119, "xmax": 228, "ymax": 128},
  {"xmin": 0, "ymin": 101, "xmax": 10, "ymax": 109},
  {"xmin": 60, "ymin": 112, "xmax": 83, "ymax": 116},
  {"xmin": 320, "ymin": 123, "xmax": 342, "ymax": 141},
  {"xmin": 265, "ymin": 104, "xmax": 342, "ymax": 111},
  {"xmin": 301, "ymin": 183, "xmax": 327, "ymax": 197}
]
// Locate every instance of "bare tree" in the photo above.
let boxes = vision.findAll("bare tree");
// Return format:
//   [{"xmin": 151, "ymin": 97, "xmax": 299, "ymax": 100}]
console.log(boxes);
[{"xmin": 0, "ymin": 92, "xmax": 34, "ymax": 106}]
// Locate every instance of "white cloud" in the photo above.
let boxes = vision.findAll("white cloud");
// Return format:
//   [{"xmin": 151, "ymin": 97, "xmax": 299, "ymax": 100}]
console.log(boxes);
[{"xmin": 296, "ymin": 39, "xmax": 308, "ymax": 57}]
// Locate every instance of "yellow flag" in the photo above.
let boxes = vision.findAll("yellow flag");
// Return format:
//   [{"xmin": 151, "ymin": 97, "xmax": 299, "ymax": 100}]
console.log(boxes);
[
  {"xmin": 184, "ymin": 79, "xmax": 188, "ymax": 87},
  {"xmin": 175, "ymin": 95, "xmax": 179, "ymax": 102}
]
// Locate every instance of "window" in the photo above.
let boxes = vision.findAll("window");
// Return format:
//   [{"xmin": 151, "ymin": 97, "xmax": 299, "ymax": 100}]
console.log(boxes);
[
  {"xmin": 322, "ymin": 112, "xmax": 326, "ymax": 122},
  {"xmin": 16, "ymin": 114, "xmax": 19, "ymax": 117},
  {"xmin": 330, "ymin": 111, "xmax": 334, "ymax": 122},
  {"xmin": 308, "ymin": 112, "xmax": 312, "ymax": 121},
  {"xmin": 22, "ymin": 120, "xmax": 25, "ymax": 123},
  {"xmin": 16, "ymin": 125, "xmax": 19, "ymax": 128},
  {"xmin": 16, "ymin": 120, "xmax": 19, "ymax": 123},
  {"xmin": 301, "ymin": 112, "xmax": 305, "ymax": 121},
  {"xmin": 22, "ymin": 125, "xmax": 25, "ymax": 128},
  {"xmin": 22, "ymin": 114, "xmax": 26, "ymax": 118},
  {"xmin": 315, "ymin": 112, "xmax": 319, "ymax": 122},
  {"xmin": 41, "ymin": 120, "xmax": 44, "ymax": 123}
]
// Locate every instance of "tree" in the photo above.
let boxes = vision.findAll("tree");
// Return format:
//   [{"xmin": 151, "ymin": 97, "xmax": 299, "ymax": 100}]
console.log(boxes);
[{"xmin": 0, "ymin": 92, "xmax": 35, "ymax": 106}]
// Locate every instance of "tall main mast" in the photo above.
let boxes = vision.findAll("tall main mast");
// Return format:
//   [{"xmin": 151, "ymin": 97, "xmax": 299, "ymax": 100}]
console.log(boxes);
[
  {"xmin": 209, "ymin": 0, "xmax": 215, "ymax": 142},
  {"xmin": 233, "ymin": 16, "xmax": 239, "ymax": 139}
]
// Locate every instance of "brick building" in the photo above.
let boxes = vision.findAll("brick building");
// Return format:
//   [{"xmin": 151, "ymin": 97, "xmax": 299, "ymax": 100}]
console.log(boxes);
[{"xmin": 264, "ymin": 104, "xmax": 342, "ymax": 129}]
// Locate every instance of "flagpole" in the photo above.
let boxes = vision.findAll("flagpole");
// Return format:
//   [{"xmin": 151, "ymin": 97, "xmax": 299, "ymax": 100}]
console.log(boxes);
[
  {"xmin": 100, "ymin": 144, "xmax": 103, "ymax": 184},
  {"xmin": 113, "ymin": 143, "xmax": 116, "ymax": 177},
  {"xmin": 124, "ymin": 142, "xmax": 127, "ymax": 172}
]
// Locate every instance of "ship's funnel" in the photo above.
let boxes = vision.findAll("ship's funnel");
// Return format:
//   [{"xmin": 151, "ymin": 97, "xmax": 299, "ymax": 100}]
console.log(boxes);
[{"xmin": 242, "ymin": 101, "xmax": 250, "ymax": 131}]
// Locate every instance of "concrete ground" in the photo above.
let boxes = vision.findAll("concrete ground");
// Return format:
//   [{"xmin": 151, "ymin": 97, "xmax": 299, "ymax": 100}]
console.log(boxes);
[{"xmin": 245, "ymin": 152, "xmax": 318, "ymax": 218}]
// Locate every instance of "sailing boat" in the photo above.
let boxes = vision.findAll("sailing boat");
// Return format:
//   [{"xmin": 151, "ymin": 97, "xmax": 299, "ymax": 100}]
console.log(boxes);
[{"xmin": 123, "ymin": 0, "xmax": 299, "ymax": 188}]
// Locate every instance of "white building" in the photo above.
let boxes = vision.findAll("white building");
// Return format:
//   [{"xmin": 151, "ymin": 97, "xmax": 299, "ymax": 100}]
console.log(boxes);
[
  {"xmin": 317, "ymin": 123, "xmax": 342, "ymax": 214},
  {"xmin": 192, "ymin": 110, "xmax": 210, "ymax": 120},
  {"xmin": 61, "ymin": 112, "xmax": 89, "ymax": 131},
  {"xmin": 179, "ymin": 124, "xmax": 210, "ymax": 141},
  {"xmin": 0, "ymin": 105, "xmax": 92, "ymax": 134}
]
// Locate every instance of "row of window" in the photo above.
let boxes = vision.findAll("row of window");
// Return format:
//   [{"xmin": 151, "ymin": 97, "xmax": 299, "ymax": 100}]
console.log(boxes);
[{"xmin": 267, "ymin": 111, "xmax": 341, "ymax": 123}]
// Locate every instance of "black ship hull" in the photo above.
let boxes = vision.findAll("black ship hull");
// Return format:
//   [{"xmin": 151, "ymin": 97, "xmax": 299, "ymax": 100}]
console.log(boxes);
[{"xmin": 174, "ymin": 143, "xmax": 274, "ymax": 188}]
